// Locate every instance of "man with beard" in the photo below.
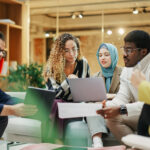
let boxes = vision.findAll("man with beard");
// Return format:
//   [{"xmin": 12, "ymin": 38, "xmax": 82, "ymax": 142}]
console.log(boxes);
[{"xmin": 97, "ymin": 30, "xmax": 150, "ymax": 141}]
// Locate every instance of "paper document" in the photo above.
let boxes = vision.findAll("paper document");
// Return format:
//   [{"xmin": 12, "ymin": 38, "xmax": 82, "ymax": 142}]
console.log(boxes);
[{"xmin": 58, "ymin": 103, "xmax": 102, "ymax": 119}]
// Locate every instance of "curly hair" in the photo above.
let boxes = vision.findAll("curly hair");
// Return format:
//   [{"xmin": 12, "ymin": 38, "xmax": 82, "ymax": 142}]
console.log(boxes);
[{"xmin": 43, "ymin": 33, "xmax": 82, "ymax": 83}]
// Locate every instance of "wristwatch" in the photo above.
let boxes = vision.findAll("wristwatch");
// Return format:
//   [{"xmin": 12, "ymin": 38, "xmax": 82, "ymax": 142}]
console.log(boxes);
[{"xmin": 120, "ymin": 105, "xmax": 128, "ymax": 115}]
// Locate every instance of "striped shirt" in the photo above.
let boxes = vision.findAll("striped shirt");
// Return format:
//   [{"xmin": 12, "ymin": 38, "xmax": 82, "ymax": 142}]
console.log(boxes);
[{"xmin": 46, "ymin": 58, "xmax": 90, "ymax": 101}]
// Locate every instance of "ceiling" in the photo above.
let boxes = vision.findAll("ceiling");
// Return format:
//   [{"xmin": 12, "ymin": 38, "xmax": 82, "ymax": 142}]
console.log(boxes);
[{"xmin": 28, "ymin": 0, "xmax": 150, "ymax": 36}]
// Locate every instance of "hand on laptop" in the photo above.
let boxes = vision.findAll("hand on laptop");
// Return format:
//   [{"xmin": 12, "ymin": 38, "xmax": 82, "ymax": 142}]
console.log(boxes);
[{"xmin": 68, "ymin": 74, "xmax": 78, "ymax": 79}]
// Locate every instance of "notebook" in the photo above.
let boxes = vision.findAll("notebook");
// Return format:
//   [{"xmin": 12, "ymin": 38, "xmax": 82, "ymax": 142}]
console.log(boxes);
[
  {"xmin": 24, "ymin": 87, "xmax": 56, "ymax": 121},
  {"xmin": 68, "ymin": 77, "xmax": 107, "ymax": 102}
]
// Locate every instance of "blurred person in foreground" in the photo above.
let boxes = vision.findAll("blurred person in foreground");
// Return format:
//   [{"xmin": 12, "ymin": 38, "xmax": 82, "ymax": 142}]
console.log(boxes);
[
  {"xmin": 0, "ymin": 31, "xmax": 7, "ymax": 74},
  {"xmin": 0, "ymin": 31, "xmax": 37, "ymax": 138},
  {"xmin": 131, "ymin": 69, "xmax": 150, "ymax": 136}
]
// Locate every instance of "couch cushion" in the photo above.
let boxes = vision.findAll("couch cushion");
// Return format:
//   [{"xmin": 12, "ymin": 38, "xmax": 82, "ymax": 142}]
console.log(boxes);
[
  {"xmin": 6, "ymin": 92, "xmax": 26, "ymax": 100},
  {"xmin": 6, "ymin": 134, "xmax": 41, "ymax": 143},
  {"xmin": 5, "ymin": 117, "xmax": 41, "ymax": 138}
]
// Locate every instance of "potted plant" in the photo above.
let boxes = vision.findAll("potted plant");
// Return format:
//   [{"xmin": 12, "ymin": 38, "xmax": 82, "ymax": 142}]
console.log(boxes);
[{"xmin": 6, "ymin": 63, "xmax": 45, "ymax": 91}]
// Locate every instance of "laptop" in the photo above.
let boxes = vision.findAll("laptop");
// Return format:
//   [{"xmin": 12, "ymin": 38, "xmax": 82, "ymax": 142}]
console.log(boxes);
[
  {"xmin": 24, "ymin": 87, "xmax": 56, "ymax": 121},
  {"xmin": 68, "ymin": 77, "xmax": 107, "ymax": 102}
]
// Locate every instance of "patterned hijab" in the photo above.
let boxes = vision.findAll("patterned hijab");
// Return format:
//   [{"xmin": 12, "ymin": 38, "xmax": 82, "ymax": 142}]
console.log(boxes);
[{"xmin": 96, "ymin": 43, "xmax": 118, "ymax": 92}]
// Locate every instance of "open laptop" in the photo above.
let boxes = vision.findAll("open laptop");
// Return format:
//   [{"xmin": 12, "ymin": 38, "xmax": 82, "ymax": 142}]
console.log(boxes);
[
  {"xmin": 68, "ymin": 77, "xmax": 107, "ymax": 102},
  {"xmin": 24, "ymin": 87, "xmax": 56, "ymax": 121}
]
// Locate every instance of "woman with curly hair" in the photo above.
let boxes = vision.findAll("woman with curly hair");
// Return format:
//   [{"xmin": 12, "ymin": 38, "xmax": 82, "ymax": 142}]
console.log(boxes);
[
  {"xmin": 43, "ymin": 33, "xmax": 90, "ymax": 144},
  {"xmin": 43, "ymin": 33, "xmax": 90, "ymax": 101}
]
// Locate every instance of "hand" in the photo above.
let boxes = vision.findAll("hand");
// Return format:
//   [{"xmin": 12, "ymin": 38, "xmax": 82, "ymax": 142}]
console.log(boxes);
[
  {"xmin": 68, "ymin": 74, "xmax": 78, "ymax": 79},
  {"xmin": 96, "ymin": 106, "xmax": 120, "ymax": 119},
  {"xmin": 1, "ymin": 103, "xmax": 38, "ymax": 117},
  {"xmin": 96, "ymin": 99, "xmax": 106, "ymax": 108},
  {"xmin": 130, "ymin": 69, "xmax": 146, "ymax": 88},
  {"xmin": 11, "ymin": 103, "xmax": 38, "ymax": 117}
]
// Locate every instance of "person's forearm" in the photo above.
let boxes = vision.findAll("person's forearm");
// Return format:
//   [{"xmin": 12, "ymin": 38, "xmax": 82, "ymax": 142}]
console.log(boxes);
[{"xmin": 0, "ymin": 105, "xmax": 14, "ymax": 116}]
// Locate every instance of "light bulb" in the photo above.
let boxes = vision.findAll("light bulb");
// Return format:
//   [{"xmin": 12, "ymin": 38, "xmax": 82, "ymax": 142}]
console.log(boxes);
[
  {"xmin": 107, "ymin": 30, "xmax": 112, "ymax": 35},
  {"xmin": 78, "ymin": 14, "xmax": 83, "ymax": 19},
  {"xmin": 118, "ymin": 28, "xmax": 124, "ymax": 35},
  {"xmin": 72, "ymin": 14, "xmax": 76, "ymax": 19},
  {"xmin": 133, "ymin": 8, "xmax": 139, "ymax": 14}
]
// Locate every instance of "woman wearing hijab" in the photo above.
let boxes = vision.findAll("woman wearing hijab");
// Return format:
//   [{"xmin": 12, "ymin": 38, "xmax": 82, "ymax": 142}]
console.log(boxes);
[{"xmin": 87, "ymin": 43, "xmax": 122, "ymax": 148}]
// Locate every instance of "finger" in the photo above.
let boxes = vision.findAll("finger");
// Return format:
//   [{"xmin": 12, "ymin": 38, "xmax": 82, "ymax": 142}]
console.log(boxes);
[
  {"xmin": 97, "ymin": 108, "xmax": 110, "ymax": 114},
  {"xmin": 104, "ymin": 114, "xmax": 111, "ymax": 119},
  {"xmin": 96, "ymin": 109, "xmax": 103, "ymax": 114},
  {"xmin": 23, "ymin": 108, "xmax": 38, "ymax": 113},
  {"xmin": 23, "ymin": 106, "xmax": 38, "ymax": 111},
  {"xmin": 24, "ymin": 104, "xmax": 37, "ymax": 108},
  {"xmin": 102, "ymin": 107, "xmax": 112, "ymax": 113},
  {"xmin": 22, "ymin": 107, "xmax": 38, "ymax": 112},
  {"xmin": 104, "ymin": 114, "xmax": 108, "ymax": 119},
  {"xmin": 22, "ymin": 111, "xmax": 37, "ymax": 116},
  {"xmin": 96, "ymin": 110, "xmax": 105, "ymax": 117},
  {"xmin": 26, "ymin": 111, "xmax": 37, "ymax": 116},
  {"xmin": 102, "ymin": 100, "xmax": 106, "ymax": 108}
]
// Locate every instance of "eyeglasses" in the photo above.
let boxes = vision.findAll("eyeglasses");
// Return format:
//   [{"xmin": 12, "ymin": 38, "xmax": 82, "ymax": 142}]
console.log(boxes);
[
  {"xmin": 0, "ymin": 49, "xmax": 7, "ymax": 58},
  {"xmin": 120, "ymin": 47, "xmax": 141, "ymax": 55},
  {"xmin": 64, "ymin": 48, "xmax": 78, "ymax": 54}
]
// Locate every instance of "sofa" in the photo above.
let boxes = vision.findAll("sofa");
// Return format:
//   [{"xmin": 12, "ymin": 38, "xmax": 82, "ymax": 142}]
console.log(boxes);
[{"xmin": 4, "ymin": 92, "xmax": 42, "ymax": 143}]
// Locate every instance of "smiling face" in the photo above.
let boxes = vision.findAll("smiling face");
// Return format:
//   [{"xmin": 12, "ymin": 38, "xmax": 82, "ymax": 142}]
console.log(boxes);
[
  {"xmin": 99, "ymin": 48, "xmax": 111, "ymax": 68},
  {"xmin": 64, "ymin": 40, "xmax": 78, "ymax": 64}
]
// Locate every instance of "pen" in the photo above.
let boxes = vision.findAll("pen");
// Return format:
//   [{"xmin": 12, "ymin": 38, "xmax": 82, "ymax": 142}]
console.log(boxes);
[{"xmin": 102, "ymin": 100, "xmax": 106, "ymax": 108}]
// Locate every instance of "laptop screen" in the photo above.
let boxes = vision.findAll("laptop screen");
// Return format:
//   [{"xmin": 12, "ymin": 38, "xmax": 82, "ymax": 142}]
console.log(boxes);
[
  {"xmin": 24, "ymin": 87, "xmax": 56, "ymax": 121},
  {"xmin": 68, "ymin": 77, "xmax": 107, "ymax": 102}
]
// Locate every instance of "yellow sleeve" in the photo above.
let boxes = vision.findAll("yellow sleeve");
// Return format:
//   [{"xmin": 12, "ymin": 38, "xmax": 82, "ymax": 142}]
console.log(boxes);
[{"xmin": 138, "ymin": 81, "xmax": 150, "ymax": 105}]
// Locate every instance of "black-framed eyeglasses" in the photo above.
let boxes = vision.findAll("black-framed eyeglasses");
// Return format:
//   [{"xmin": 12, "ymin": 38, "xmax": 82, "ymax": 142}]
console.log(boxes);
[
  {"xmin": 120, "ymin": 47, "xmax": 141, "ymax": 55},
  {"xmin": 0, "ymin": 49, "xmax": 7, "ymax": 58}
]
